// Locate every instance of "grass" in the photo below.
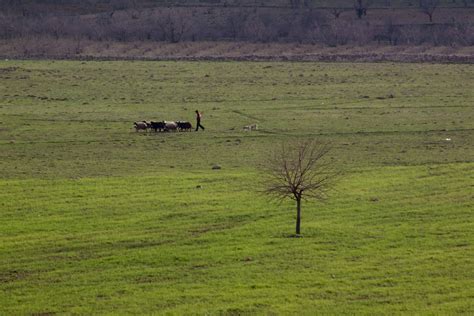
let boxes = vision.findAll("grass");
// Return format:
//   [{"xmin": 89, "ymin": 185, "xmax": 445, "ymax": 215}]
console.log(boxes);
[{"xmin": 0, "ymin": 60, "xmax": 473, "ymax": 314}]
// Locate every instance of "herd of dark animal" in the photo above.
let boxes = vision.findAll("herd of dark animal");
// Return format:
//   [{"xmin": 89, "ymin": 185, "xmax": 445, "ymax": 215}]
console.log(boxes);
[{"xmin": 133, "ymin": 120, "xmax": 193, "ymax": 133}]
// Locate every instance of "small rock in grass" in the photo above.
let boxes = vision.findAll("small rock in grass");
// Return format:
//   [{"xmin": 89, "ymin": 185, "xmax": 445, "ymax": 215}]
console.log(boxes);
[{"xmin": 212, "ymin": 165, "xmax": 221, "ymax": 170}]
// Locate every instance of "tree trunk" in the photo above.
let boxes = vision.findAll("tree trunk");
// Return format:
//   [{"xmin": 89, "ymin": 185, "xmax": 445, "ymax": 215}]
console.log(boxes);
[{"xmin": 296, "ymin": 197, "xmax": 301, "ymax": 235}]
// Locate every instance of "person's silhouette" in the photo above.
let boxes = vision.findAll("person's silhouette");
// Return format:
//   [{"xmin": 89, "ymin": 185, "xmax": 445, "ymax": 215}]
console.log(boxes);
[{"xmin": 195, "ymin": 110, "xmax": 205, "ymax": 131}]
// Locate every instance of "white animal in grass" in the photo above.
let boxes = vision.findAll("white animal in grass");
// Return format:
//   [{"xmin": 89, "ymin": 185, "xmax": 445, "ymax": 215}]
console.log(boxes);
[
  {"xmin": 164, "ymin": 121, "xmax": 178, "ymax": 132},
  {"xmin": 243, "ymin": 123, "xmax": 258, "ymax": 131}
]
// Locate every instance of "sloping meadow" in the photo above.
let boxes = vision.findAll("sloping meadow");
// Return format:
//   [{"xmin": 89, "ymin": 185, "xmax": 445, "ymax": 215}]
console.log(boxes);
[{"xmin": 0, "ymin": 60, "xmax": 473, "ymax": 314}]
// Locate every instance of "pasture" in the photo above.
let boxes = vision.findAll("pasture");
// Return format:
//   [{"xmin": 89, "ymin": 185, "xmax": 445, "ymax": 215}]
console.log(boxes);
[{"xmin": 0, "ymin": 60, "xmax": 473, "ymax": 314}]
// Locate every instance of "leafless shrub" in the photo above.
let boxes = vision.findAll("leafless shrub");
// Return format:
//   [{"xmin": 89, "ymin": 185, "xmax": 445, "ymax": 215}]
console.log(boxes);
[
  {"xmin": 321, "ymin": 20, "xmax": 365, "ymax": 46},
  {"xmin": 154, "ymin": 8, "xmax": 192, "ymax": 43},
  {"xmin": 42, "ymin": 16, "xmax": 66, "ymax": 40},
  {"xmin": 374, "ymin": 18, "xmax": 401, "ymax": 45},
  {"xmin": 330, "ymin": 8, "xmax": 345, "ymax": 19},
  {"xmin": 462, "ymin": 24, "xmax": 474, "ymax": 45},
  {"xmin": 430, "ymin": 24, "xmax": 473, "ymax": 46},
  {"xmin": 398, "ymin": 25, "xmax": 425, "ymax": 45},
  {"xmin": 0, "ymin": 13, "xmax": 16, "ymax": 39},
  {"xmin": 224, "ymin": 9, "xmax": 251, "ymax": 40},
  {"xmin": 245, "ymin": 11, "xmax": 283, "ymax": 42}
]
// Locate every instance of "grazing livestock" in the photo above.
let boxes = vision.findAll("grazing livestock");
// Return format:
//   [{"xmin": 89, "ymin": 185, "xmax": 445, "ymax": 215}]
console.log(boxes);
[
  {"xmin": 134, "ymin": 121, "xmax": 148, "ymax": 132},
  {"xmin": 164, "ymin": 121, "xmax": 178, "ymax": 132},
  {"xmin": 176, "ymin": 121, "xmax": 193, "ymax": 132},
  {"xmin": 150, "ymin": 121, "xmax": 166, "ymax": 132},
  {"xmin": 133, "ymin": 119, "xmax": 193, "ymax": 133}
]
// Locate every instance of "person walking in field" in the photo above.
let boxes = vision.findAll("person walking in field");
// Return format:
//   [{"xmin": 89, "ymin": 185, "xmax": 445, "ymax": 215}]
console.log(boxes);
[{"xmin": 195, "ymin": 110, "xmax": 205, "ymax": 131}]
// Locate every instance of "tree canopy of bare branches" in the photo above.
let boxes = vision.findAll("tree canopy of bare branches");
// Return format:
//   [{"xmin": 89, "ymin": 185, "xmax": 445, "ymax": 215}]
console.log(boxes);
[
  {"xmin": 264, "ymin": 140, "xmax": 339, "ymax": 236},
  {"xmin": 155, "ymin": 8, "xmax": 192, "ymax": 43},
  {"xmin": 330, "ymin": 8, "xmax": 345, "ymax": 19},
  {"xmin": 0, "ymin": 3, "xmax": 472, "ymax": 51},
  {"xmin": 354, "ymin": 0, "xmax": 370, "ymax": 19},
  {"xmin": 420, "ymin": 0, "xmax": 439, "ymax": 22}
]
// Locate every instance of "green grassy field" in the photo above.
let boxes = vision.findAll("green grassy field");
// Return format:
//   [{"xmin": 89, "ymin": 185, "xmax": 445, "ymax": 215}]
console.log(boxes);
[{"xmin": 0, "ymin": 60, "xmax": 473, "ymax": 314}]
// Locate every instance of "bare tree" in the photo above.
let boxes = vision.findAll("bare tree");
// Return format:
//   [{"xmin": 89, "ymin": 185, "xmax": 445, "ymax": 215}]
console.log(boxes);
[
  {"xmin": 264, "ymin": 140, "xmax": 339, "ymax": 236},
  {"xmin": 225, "ymin": 9, "xmax": 251, "ymax": 40},
  {"xmin": 330, "ymin": 8, "xmax": 345, "ymax": 19},
  {"xmin": 289, "ymin": 0, "xmax": 311, "ymax": 9},
  {"xmin": 289, "ymin": 0, "xmax": 302, "ymax": 9},
  {"xmin": 354, "ymin": 0, "xmax": 370, "ymax": 19},
  {"xmin": 127, "ymin": 0, "xmax": 141, "ymax": 20},
  {"xmin": 420, "ymin": 0, "xmax": 439, "ymax": 22},
  {"xmin": 155, "ymin": 8, "xmax": 192, "ymax": 43},
  {"xmin": 111, "ymin": 0, "xmax": 128, "ymax": 11},
  {"xmin": 242, "ymin": 11, "xmax": 277, "ymax": 42}
]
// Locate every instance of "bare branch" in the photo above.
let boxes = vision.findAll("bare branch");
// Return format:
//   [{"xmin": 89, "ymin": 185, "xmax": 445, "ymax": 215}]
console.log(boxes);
[{"xmin": 419, "ymin": 0, "xmax": 439, "ymax": 22}]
